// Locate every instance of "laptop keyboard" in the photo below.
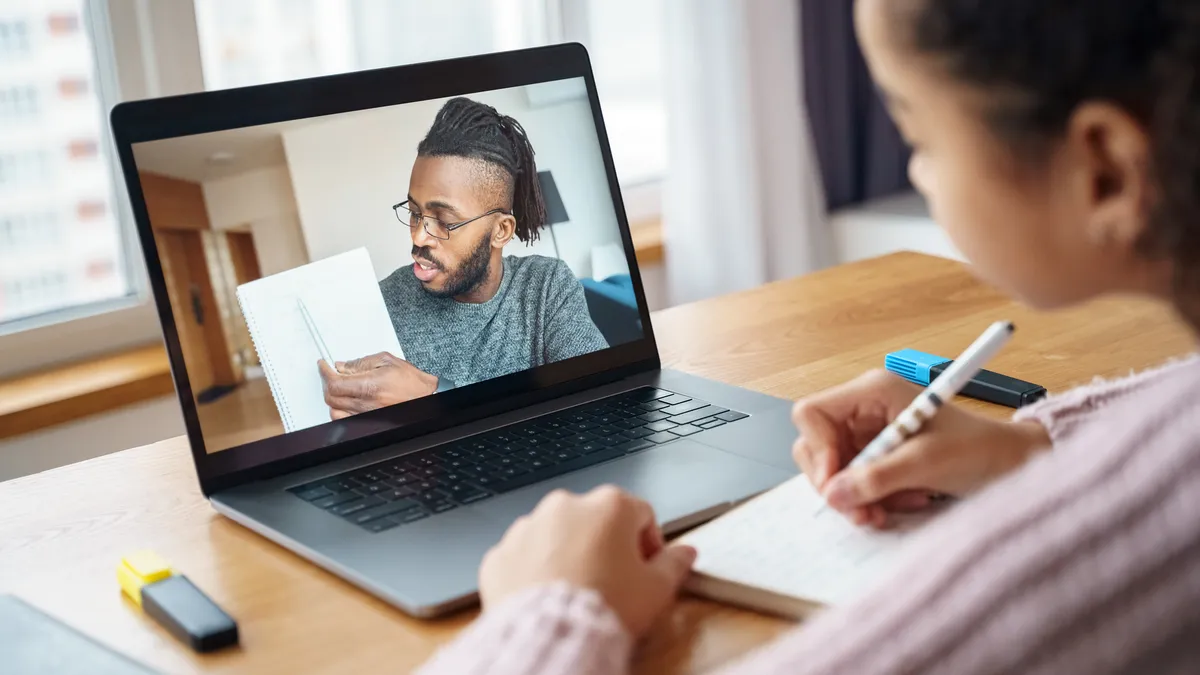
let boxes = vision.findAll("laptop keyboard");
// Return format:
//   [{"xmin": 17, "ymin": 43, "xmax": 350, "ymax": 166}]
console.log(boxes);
[{"xmin": 288, "ymin": 387, "xmax": 749, "ymax": 533}]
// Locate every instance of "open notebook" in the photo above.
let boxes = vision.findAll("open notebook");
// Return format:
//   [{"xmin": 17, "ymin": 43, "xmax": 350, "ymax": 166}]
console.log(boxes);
[
  {"xmin": 236, "ymin": 248, "xmax": 404, "ymax": 433},
  {"xmin": 678, "ymin": 477, "xmax": 932, "ymax": 619}
]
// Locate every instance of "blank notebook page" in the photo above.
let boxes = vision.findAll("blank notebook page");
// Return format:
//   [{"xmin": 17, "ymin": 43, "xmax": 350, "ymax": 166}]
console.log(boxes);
[
  {"xmin": 236, "ymin": 247, "xmax": 404, "ymax": 434},
  {"xmin": 680, "ymin": 477, "xmax": 927, "ymax": 607}
]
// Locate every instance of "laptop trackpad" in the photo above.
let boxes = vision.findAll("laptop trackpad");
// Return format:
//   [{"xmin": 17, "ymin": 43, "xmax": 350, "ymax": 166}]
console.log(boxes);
[{"xmin": 473, "ymin": 440, "xmax": 792, "ymax": 534}]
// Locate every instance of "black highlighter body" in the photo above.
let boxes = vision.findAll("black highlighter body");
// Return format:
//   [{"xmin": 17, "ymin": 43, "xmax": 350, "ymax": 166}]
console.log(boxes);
[
  {"xmin": 929, "ymin": 363, "xmax": 1048, "ymax": 408},
  {"xmin": 141, "ymin": 575, "xmax": 239, "ymax": 652}
]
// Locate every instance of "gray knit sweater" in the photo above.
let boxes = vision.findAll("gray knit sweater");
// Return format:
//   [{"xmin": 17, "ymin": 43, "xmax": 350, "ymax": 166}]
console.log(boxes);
[{"xmin": 378, "ymin": 255, "xmax": 608, "ymax": 389}]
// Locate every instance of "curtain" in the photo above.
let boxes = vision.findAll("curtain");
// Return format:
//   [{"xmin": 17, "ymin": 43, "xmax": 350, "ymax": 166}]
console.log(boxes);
[
  {"xmin": 800, "ymin": 0, "xmax": 911, "ymax": 211},
  {"xmin": 662, "ymin": 0, "xmax": 831, "ymax": 306}
]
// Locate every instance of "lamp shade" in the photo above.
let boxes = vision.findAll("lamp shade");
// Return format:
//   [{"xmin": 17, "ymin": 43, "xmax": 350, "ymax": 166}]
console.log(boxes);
[{"xmin": 538, "ymin": 170, "xmax": 570, "ymax": 226}]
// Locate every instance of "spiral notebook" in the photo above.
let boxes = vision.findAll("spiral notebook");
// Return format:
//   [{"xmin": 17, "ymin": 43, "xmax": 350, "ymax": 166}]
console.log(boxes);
[
  {"xmin": 236, "ymin": 248, "xmax": 404, "ymax": 433},
  {"xmin": 678, "ymin": 477, "xmax": 932, "ymax": 620}
]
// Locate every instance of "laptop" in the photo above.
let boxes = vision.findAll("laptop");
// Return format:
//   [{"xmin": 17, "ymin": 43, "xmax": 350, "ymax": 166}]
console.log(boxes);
[{"xmin": 110, "ymin": 43, "xmax": 798, "ymax": 617}]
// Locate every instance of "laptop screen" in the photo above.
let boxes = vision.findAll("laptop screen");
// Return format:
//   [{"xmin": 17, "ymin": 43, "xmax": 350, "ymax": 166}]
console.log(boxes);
[{"xmin": 129, "ymin": 77, "xmax": 648, "ymax": 458}]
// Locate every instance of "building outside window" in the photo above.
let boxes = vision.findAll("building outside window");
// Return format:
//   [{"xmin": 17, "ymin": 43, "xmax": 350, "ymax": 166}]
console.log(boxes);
[{"xmin": 0, "ymin": 0, "xmax": 128, "ymax": 327}]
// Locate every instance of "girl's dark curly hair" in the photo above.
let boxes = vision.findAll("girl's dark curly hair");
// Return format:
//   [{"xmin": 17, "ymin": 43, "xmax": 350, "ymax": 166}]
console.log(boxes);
[{"xmin": 898, "ymin": 0, "xmax": 1200, "ymax": 320}]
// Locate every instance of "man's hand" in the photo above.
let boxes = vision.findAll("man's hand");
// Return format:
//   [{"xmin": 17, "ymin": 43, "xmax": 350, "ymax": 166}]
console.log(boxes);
[{"xmin": 317, "ymin": 352, "xmax": 438, "ymax": 420}]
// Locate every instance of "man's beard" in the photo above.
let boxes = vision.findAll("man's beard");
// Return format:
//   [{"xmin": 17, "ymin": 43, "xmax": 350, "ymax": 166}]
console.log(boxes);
[{"xmin": 413, "ymin": 233, "xmax": 492, "ymax": 299}]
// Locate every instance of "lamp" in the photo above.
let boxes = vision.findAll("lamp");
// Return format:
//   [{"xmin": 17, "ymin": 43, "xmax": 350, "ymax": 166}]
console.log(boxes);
[{"xmin": 537, "ymin": 170, "xmax": 569, "ymax": 258}]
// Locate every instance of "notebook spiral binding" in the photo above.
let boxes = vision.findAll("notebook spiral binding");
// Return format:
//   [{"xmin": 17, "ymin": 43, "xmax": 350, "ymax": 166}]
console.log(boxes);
[{"xmin": 236, "ymin": 290, "xmax": 296, "ymax": 433}]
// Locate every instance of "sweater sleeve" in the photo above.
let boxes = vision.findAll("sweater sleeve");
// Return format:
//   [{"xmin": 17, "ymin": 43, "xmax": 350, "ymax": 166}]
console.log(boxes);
[
  {"xmin": 415, "ymin": 582, "xmax": 632, "ymax": 675},
  {"xmin": 706, "ymin": 358, "xmax": 1200, "ymax": 675},
  {"xmin": 542, "ymin": 261, "xmax": 610, "ymax": 364},
  {"xmin": 1012, "ymin": 356, "xmax": 1197, "ymax": 444}
]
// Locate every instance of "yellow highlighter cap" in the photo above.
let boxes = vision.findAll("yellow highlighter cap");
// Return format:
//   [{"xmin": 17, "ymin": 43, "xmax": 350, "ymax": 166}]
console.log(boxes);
[{"xmin": 118, "ymin": 550, "xmax": 174, "ymax": 606}]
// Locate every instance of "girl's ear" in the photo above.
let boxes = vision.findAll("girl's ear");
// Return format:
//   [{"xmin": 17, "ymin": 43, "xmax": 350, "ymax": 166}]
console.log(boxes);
[{"xmin": 1068, "ymin": 102, "xmax": 1153, "ymax": 253}]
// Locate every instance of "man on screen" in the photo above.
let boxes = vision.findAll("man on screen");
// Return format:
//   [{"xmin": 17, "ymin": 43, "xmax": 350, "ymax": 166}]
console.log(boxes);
[{"xmin": 318, "ymin": 97, "xmax": 609, "ymax": 420}]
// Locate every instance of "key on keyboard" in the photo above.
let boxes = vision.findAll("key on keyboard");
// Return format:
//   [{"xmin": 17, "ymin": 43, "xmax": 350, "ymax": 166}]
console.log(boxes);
[{"xmin": 289, "ymin": 387, "xmax": 750, "ymax": 532}]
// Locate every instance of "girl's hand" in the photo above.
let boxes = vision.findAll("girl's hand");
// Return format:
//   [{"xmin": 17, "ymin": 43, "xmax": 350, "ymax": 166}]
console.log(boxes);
[
  {"xmin": 479, "ymin": 486, "xmax": 696, "ymax": 638},
  {"xmin": 792, "ymin": 370, "xmax": 1051, "ymax": 527}
]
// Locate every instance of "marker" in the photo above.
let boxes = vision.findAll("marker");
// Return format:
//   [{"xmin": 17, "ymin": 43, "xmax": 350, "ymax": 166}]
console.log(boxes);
[
  {"xmin": 117, "ymin": 550, "xmax": 239, "ymax": 652},
  {"xmin": 298, "ymin": 297, "xmax": 334, "ymax": 368},
  {"xmin": 815, "ymin": 321, "xmax": 1016, "ymax": 516},
  {"xmin": 885, "ymin": 349, "xmax": 1046, "ymax": 408}
]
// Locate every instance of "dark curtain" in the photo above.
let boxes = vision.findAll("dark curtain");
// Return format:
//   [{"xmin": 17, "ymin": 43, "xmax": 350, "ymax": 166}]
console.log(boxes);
[{"xmin": 800, "ymin": 0, "xmax": 911, "ymax": 211}]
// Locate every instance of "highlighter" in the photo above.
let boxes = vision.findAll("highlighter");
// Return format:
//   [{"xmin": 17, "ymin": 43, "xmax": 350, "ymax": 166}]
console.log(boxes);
[
  {"xmin": 885, "ymin": 349, "xmax": 1047, "ymax": 408},
  {"xmin": 117, "ymin": 550, "xmax": 239, "ymax": 652}
]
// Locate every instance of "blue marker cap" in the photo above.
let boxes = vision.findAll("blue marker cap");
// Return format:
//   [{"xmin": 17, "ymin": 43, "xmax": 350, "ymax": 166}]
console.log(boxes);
[
  {"xmin": 885, "ymin": 348, "xmax": 1048, "ymax": 408},
  {"xmin": 884, "ymin": 349, "xmax": 952, "ymax": 386}
]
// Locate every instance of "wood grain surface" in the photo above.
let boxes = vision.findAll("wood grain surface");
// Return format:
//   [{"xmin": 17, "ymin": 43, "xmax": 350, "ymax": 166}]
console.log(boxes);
[
  {"xmin": 630, "ymin": 218, "xmax": 665, "ymax": 266},
  {"xmin": 1, "ymin": 253, "xmax": 1193, "ymax": 674}
]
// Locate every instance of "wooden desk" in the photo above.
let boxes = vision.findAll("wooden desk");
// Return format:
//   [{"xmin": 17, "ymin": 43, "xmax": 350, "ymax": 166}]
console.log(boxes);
[{"xmin": 1, "ymin": 253, "xmax": 1193, "ymax": 674}]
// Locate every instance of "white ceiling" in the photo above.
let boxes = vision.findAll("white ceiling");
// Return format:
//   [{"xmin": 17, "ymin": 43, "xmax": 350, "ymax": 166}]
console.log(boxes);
[
  {"xmin": 130, "ymin": 84, "xmax": 563, "ymax": 184},
  {"xmin": 131, "ymin": 121, "xmax": 295, "ymax": 183}
]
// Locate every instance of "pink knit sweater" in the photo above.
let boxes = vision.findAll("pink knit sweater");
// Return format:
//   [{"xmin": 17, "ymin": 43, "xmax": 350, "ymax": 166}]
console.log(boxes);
[{"xmin": 418, "ymin": 357, "xmax": 1200, "ymax": 674}]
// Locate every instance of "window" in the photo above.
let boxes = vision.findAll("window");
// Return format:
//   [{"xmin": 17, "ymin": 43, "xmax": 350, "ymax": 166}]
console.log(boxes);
[
  {"xmin": 572, "ymin": 0, "xmax": 667, "ymax": 186},
  {"xmin": 0, "ymin": 83, "xmax": 38, "ymax": 118},
  {"xmin": 194, "ymin": 0, "xmax": 545, "ymax": 91},
  {"xmin": 193, "ymin": 0, "xmax": 667, "ymax": 189},
  {"xmin": 0, "ymin": 0, "xmax": 132, "ymax": 329},
  {"xmin": 0, "ymin": 17, "xmax": 31, "ymax": 59}
]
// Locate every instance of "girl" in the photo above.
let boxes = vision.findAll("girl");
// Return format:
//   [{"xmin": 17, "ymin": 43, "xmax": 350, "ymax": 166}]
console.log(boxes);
[{"xmin": 418, "ymin": 0, "xmax": 1200, "ymax": 672}]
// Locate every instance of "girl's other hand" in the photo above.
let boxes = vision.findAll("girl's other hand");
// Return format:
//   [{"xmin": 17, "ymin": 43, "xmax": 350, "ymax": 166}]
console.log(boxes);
[{"xmin": 479, "ymin": 486, "xmax": 697, "ymax": 638}]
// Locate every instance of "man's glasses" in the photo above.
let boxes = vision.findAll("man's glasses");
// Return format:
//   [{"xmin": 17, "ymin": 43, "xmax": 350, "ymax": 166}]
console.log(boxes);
[{"xmin": 393, "ymin": 200, "xmax": 509, "ymax": 241}]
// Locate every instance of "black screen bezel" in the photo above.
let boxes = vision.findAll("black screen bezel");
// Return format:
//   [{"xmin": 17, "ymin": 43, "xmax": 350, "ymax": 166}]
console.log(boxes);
[{"xmin": 110, "ymin": 44, "xmax": 661, "ymax": 496}]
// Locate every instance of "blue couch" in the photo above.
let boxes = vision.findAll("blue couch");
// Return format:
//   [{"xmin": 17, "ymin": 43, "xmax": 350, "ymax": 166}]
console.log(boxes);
[{"xmin": 580, "ymin": 274, "xmax": 643, "ymax": 347}]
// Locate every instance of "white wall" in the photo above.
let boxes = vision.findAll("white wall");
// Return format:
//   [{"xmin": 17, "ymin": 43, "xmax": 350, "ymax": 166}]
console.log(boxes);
[
  {"xmin": 249, "ymin": 214, "xmax": 310, "ymax": 277},
  {"xmin": 831, "ymin": 191, "xmax": 963, "ymax": 264},
  {"xmin": 639, "ymin": 263, "xmax": 668, "ymax": 312},
  {"xmin": 0, "ymin": 397, "xmax": 183, "ymax": 482},
  {"xmin": 202, "ymin": 165, "xmax": 310, "ymax": 275},
  {"xmin": 203, "ymin": 166, "xmax": 297, "ymax": 229},
  {"xmin": 281, "ymin": 79, "xmax": 624, "ymax": 282}
]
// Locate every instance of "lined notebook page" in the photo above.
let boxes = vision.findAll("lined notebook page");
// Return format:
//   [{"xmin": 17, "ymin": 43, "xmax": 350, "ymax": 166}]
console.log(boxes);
[
  {"xmin": 680, "ymin": 477, "xmax": 928, "ymax": 608},
  {"xmin": 236, "ymin": 248, "xmax": 404, "ymax": 433}
]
